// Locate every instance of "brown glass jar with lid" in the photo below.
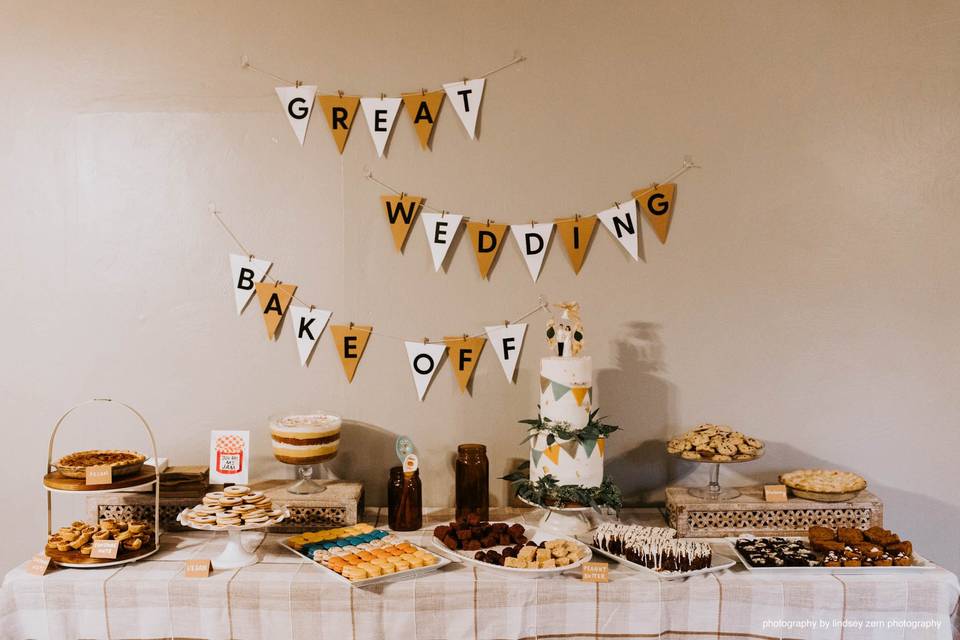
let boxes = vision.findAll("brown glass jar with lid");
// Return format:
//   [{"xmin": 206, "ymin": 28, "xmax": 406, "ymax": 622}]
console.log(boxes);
[
  {"xmin": 455, "ymin": 443, "xmax": 489, "ymax": 521},
  {"xmin": 387, "ymin": 465, "xmax": 422, "ymax": 531}
]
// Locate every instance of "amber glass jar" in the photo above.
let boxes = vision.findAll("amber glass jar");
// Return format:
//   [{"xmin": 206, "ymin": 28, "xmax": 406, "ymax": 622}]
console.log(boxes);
[
  {"xmin": 455, "ymin": 444, "xmax": 489, "ymax": 521},
  {"xmin": 387, "ymin": 466, "xmax": 422, "ymax": 531}
]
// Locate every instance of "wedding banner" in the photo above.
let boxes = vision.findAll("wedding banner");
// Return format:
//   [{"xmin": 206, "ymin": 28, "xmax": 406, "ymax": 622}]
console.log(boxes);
[
  {"xmin": 241, "ymin": 54, "xmax": 524, "ymax": 154},
  {"xmin": 366, "ymin": 157, "xmax": 698, "ymax": 279}
]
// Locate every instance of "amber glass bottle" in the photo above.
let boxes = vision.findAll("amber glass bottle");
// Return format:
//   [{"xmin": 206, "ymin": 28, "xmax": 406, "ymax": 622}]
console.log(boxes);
[
  {"xmin": 455, "ymin": 444, "xmax": 489, "ymax": 521},
  {"xmin": 388, "ymin": 466, "xmax": 422, "ymax": 531}
]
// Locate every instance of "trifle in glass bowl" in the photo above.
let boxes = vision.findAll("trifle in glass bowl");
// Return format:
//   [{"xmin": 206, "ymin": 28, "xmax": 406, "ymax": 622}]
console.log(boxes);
[{"xmin": 269, "ymin": 412, "xmax": 341, "ymax": 494}]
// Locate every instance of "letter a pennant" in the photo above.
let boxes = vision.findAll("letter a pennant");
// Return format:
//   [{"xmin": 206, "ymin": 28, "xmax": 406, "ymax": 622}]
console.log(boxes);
[
  {"xmin": 330, "ymin": 324, "xmax": 372, "ymax": 383},
  {"xmin": 443, "ymin": 336, "xmax": 486, "ymax": 393},
  {"xmin": 467, "ymin": 221, "xmax": 509, "ymax": 279},
  {"xmin": 443, "ymin": 78, "xmax": 485, "ymax": 139},
  {"xmin": 254, "ymin": 282, "xmax": 297, "ymax": 340},
  {"xmin": 633, "ymin": 183, "xmax": 677, "ymax": 244},
  {"xmin": 381, "ymin": 194, "xmax": 425, "ymax": 252},
  {"xmin": 404, "ymin": 341, "xmax": 447, "ymax": 401},
  {"xmin": 402, "ymin": 90, "xmax": 445, "ymax": 149},
  {"xmin": 275, "ymin": 85, "xmax": 318, "ymax": 146},
  {"xmin": 289, "ymin": 306, "xmax": 332, "ymax": 366},
  {"xmin": 317, "ymin": 95, "xmax": 361, "ymax": 153},
  {"xmin": 484, "ymin": 323, "xmax": 527, "ymax": 383},
  {"xmin": 229, "ymin": 254, "xmax": 272, "ymax": 315},
  {"xmin": 555, "ymin": 215, "xmax": 598, "ymax": 274},
  {"xmin": 596, "ymin": 200, "xmax": 640, "ymax": 260}
]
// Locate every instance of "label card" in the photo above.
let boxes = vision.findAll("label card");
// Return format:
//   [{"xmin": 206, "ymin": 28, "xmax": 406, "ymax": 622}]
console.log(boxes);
[
  {"xmin": 91, "ymin": 539, "xmax": 120, "ymax": 560},
  {"xmin": 26, "ymin": 554, "xmax": 51, "ymax": 576},
  {"xmin": 185, "ymin": 558, "xmax": 211, "ymax": 578},
  {"xmin": 764, "ymin": 484, "xmax": 788, "ymax": 502},
  {"xmin": 209, "ymin": 430, "xmax": 250, "ymax": 484},
  {"xmin": 582, "ymin": 561, "xmax": 609, "ymax": 583},
  {"xmin": 85, "ymin": 464, "xmax": 113, "ymax": 485}
]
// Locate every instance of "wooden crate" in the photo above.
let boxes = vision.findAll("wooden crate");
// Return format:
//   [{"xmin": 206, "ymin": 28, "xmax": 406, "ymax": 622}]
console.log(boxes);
[
  {"xmin": 253, "ymin": 480, "xmax": 364, "ymax": 533},
  {"xmin": 86, "ymin": 492, "xmax": 204, "ymax": 531},
  {"xmin": 665, "ymin": 485, "xmax": 883, "ymax": 538}
]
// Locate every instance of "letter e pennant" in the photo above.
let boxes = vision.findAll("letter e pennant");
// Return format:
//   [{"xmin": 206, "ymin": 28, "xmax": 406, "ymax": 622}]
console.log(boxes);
[{"xmin": 330, "ymin": 324, "xmax": 372, "ymax": 383}]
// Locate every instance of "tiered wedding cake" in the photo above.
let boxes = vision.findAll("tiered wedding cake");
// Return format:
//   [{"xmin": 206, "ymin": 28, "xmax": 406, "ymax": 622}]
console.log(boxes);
[
  {"xmin": 506, "ymin": 302, "xmax": 621, "ymax": 511},
  {"xmin": 530, "ymin": 355, "xmax": 603, "ymax": 486}
]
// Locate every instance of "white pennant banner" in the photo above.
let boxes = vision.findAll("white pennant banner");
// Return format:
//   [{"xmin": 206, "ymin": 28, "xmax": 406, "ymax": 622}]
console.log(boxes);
[
  {"xmin": 442, "ymin": 78, "xmax": 485, "ymax": 139},
  {"xmin": 360, "ymin": 97, "xmax": 403, "ymax": 157},
  {"xmin": 484, "ymin": 323, "xmax": 527, "ymax": 383},
  {"xmin": 275, "ymin": 85, "xmax": 318, "ymax": 146},
  {"xmin": 404, "ymin": 341, "xmax": 447, "ymax": 401},
  {"xmin": 290, "ymin": 306, "xmax": 332, "ymax": 366},
  {"xmin": 229, "ymin": 254, "xmax": 272, "ymax": 315},
  {"xmin": 597, "ymin": 200, "xmax": 640, "ymax": 261},
  {"xmin": 510, "ymin": 223, "xmax": 554, "ymax": 282},
  {"xmin": 420, "ymin": 212, "xmax": 464, "ymax": 271}
]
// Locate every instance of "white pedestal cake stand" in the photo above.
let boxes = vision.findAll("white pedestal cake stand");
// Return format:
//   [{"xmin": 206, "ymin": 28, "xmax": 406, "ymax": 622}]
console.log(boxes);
[
  {"xmin": 518, "ymin": 496, "xmax": 596, "ymax": 537},
  {"xmin": 177, "ymin": 508, "xmax": 289, "ymax": 569}
]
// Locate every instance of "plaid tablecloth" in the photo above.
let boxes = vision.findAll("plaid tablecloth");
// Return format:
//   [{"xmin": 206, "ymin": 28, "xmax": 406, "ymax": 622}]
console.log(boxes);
[{"xmin": 2, "ymin": 508, "xmax": 958, "ymax": 640}]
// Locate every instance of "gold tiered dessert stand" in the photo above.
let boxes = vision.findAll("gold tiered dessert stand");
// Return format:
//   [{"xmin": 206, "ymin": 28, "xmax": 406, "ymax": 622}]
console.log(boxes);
[{"xmin": 43, "ymin": 398, "xmax": 161, "ymax": 567}]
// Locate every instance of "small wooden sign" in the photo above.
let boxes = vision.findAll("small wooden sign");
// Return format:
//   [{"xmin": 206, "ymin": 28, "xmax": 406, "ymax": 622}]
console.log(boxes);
[
  {"xmin": 90, "ymin": 539, "xmax": 120, "ymax": 560},
  {"xmin": 764, "ymin": 484, "xmax": 788, "ymax": 502},
  {"xmin": 26, "ymin": 554, "xmax": 51, "ymax": 576},
  {"xmin": 581, "ymin": 561, "xmax": 609, "ymax": 583},
  {"xmin": 185, "ymin": 558, "xmax": 211, "ymax": 578},
  {"xmin": 85, "ymin": 464, "xmax": 113, "ymax": 485}
]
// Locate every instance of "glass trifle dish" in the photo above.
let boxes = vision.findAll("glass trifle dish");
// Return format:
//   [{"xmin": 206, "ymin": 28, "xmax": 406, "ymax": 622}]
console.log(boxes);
[{"xmin": 269, "ymin": 412, "xmax": 341, "ymax": 494}]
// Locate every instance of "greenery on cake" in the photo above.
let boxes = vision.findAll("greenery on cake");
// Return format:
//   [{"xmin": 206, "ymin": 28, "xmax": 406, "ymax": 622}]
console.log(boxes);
[
  {"xmin": 501, "ymin": 462, "xmax": 623, "ymax": 513},
  {"xmin": 518, "ymin": 408, "xmax": 619, "ymax": 446}
]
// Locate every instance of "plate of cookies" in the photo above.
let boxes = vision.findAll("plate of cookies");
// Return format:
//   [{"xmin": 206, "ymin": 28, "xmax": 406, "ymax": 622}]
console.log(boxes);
[
  {"xmin": 431, "ymin": 516, "xmax": 591, "ymax": 578},
  {"xmin": 46, "ymin": 518, "xmax": 158, "ymax": 567},
  {"xmin": 280, "ymin": 524, "xmax": 450, "ymax": 587},
  {"xmin": 178, "ymin": 485, "xmax": 288, "ymax": 530},
  {"xmin": 667, "ymin": 424, "xmax": 764, "ymax": 462},
  {"xmin": 730, "ymin": 525, "xmax": 935, "ymax": 573}
]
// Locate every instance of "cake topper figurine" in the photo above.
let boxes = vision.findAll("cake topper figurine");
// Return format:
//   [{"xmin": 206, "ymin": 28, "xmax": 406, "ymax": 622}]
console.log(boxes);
[{"xmin": 545, "ymin": 301, "xmax": 584, "ymax": 357}]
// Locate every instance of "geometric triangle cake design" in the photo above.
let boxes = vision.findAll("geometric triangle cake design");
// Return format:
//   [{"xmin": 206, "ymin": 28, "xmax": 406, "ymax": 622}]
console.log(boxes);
[
  {"xmin": 550, "ymin": 380, "xmax": 571, "ymax": 401},
  {"xmin": 597, "ymin": 438, "xmax": 606, "ymax": 459},
  {"xmin": 581, "ymin": 438, "xmax": 598, "ymax": 458},
  {"xmin": 543, "ymin": 444, "xmax": 561, "ymax": 465},
  {"xmin": 531, "ymin": 448, "xmax": 543, "ymax": 467},
  {"xmin": 571, "ymin": 386, "xmax": 590, "ymax": 407},
  {"xmin": 558, "ymin": 439, "xmax": 579, "ymax": 460}
]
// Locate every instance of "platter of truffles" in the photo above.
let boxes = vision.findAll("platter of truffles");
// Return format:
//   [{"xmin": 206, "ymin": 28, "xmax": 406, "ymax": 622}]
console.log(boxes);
[
  {"xmin": 432, "ymin": 515, "xmax": 591, "ymax": 577},
  {"xmin": 731, "ymin": 526, "xmax": 935, "ymax": 573},
  {"xmin": 580, "ymin": 523, "xmax": 737, "ymax": 579},
  {"xmin": 280, "ymin": 524, "xmax": 450, "ymax": 586},
  {"xmin": 667, "ymin": 424, "xmax": 764, "ymax": 462},
  {"xmin": 177, "ymin": 486, "xmax": 288, "ymax": 530},
  {"xmin": 46, "ymin": 518, "xmax": 158, "ymax": 567}
]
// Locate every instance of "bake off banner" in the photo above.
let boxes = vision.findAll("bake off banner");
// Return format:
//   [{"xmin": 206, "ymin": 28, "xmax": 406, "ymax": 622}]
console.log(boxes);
[
  {"xmin": 369, "ymin": 157, "xmax": 697, "ymax": 280},
  {"xmin": 242, "ymin": 54, "xmax": 525, "ymax": 155}
]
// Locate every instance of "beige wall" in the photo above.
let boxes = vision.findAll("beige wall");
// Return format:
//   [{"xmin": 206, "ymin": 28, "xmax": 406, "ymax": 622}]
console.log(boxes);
[{"xmin": 2, "ymin": 0, "xmax": 959, "ymax": 576}]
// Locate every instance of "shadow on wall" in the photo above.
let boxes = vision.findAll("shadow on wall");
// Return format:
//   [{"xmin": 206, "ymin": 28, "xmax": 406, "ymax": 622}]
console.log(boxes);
[
  {"xmin": 598, "ymin": 321, "xmax": 686, "ymax": 505},
  {"xmin": 327, "ymin": 419, "xmax": 397, "ymax": 508}
]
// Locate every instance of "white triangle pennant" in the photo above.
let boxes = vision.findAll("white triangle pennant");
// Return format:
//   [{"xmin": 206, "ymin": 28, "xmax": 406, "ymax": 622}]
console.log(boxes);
[
  {"xmin": 510, "ymin": 223, "xmax": 554, "ymax": 282},
  {"xmin": 484, "ymin": 323, "xmax": 527, "ymax": 383},
  {"xmin": 597, "ymin": 200, "xmax": 640, "ymax": 261},
  {"xmin": 360, "ymin": 97, "xmax": 403, "ymax": 157},
  {"xmin": 275, "ymin": 85, "xmax": 318, "ymax": 146},
  {"xmin": 404, "ymin": 341, "xmax": 447, "ymax": 401},
  {"xmin": 289, "ymin": 306, "xmax": 332, "ymax": 366},
  {"xmin": 442, "ymin": 78, "xmax": 485, "ymax": 139},
  {"xmin": 420, "ymin": 212, "xmax": 464, "ymax": 271},
  {"xmin": 229, "ymin": 254, "xmax": 272, "ymax": 315}
]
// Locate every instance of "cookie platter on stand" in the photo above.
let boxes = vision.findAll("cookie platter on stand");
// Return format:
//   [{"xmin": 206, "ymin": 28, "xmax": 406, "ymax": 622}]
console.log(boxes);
[
  {"xmin": 177, "ymin": 485, "xmax": 289, "ymax": 569},
  {"xmin": 43, "ymin": 399, "xmax": 161, "ymax": 568},
  {"xmin": 667, "ymin": 424, "xmax": 765, "ymax": 501}
]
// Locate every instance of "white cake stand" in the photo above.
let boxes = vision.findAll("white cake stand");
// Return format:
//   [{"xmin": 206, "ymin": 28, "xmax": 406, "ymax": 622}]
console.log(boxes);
[
  {"xmin": 177, "ymin": 508, "xmax": 289, "ymax": 569},
  {"xmin": 518, "ymin": 496, "xmax": 596, "ymax": 537}
]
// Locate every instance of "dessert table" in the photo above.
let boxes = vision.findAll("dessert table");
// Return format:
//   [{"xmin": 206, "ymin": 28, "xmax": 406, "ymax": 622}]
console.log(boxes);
[{"xmin": 2, "ymin": 508, "xmax": 958, "ymax": 640}]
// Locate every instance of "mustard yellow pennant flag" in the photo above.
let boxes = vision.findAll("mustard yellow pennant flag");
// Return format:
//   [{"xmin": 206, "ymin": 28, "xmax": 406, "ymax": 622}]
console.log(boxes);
[
  {"xmin": 402, "ymin": 90, "xmax": 445, "ymax": 150},
  {"xmin": 254, "ymin": 281, "xmax": 297, "ymax": 340},
  {"xmin": 317, "ymin": 95, "xmax": 361, "ymax": 153},
  {"xmin": 633, "ymin": 183, "xmax": 677, "ymax": 244},
  {"xmin": 466, "ymin": 221, "xmax": 509, "ymax": 279},
  {"xmin": 443, "ymin": 336, "xmax": 486, "ymax": 393},
  {"xmin": 329, "ymin": 324, "xmax": 372, "ymax": 383},
  {"xmin": 555, "ymin": 215, "xmax": 597, "ymax": 274},
  {"xmin": 381, "ymin": 194, "xmax": 424, "ymax": 252}
]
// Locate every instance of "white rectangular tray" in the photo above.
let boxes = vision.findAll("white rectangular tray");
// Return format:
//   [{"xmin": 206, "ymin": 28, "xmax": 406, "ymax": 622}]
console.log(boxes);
[
  {"xmin": 432, "ymin": 526, "xmax": 592, "ymax": 579},
  {"xmin": 279, "ymin": 540, "xmax": 451, "ymax": 587},
  {"xmin": 579, "ymin": 537, "xmax": 738, "ymax": 580},
  {"xmin": 727, "ymin": 536, "xmax": 937, "ymax": 574}
]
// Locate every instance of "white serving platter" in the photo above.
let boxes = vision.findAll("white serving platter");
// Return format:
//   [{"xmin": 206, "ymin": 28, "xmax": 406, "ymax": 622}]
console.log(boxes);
[
  {"xmin": 279, "ymin": 539, "xmax": 451, "ymax": 588},
  {"xmin": 579, "ymin": 537, "xmax": 738, "ymax": 580},
  {"xmin": 728, "ymin": 536, "xmax": 937, "ymax": 574},
  {"xmin": 432, "ymin": 525, "xmax": 592, "ymax": 578}
]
